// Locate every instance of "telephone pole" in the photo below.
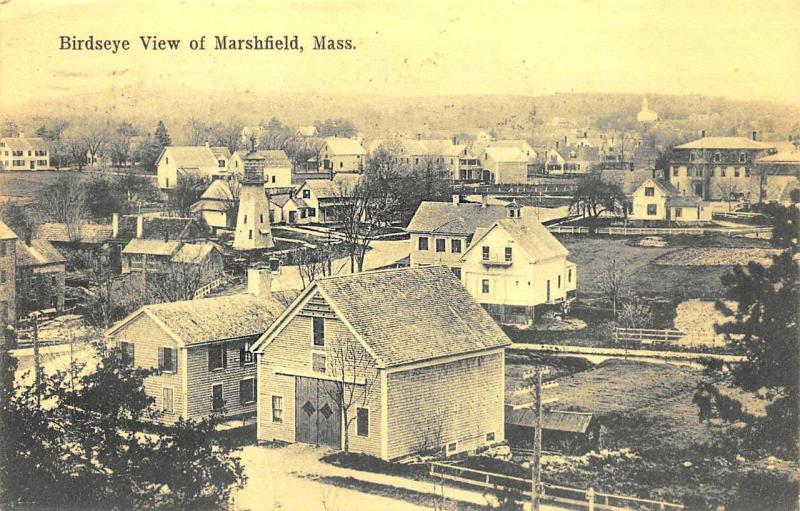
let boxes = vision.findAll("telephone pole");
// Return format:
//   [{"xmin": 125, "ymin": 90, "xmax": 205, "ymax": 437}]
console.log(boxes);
[
  {"xmin": 29, "ymin": 312, "xmax": 42, "ymax": 408},
  {"xmin": 531, "ymin": 367, "xmax": 543, "ymax": 511}
]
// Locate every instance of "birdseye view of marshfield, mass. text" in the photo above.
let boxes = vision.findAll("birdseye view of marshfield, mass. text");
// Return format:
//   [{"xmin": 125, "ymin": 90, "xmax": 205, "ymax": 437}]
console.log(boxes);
[{"xmin": 0, "ymin": 1, "xmax": 798, "ymax": 510}]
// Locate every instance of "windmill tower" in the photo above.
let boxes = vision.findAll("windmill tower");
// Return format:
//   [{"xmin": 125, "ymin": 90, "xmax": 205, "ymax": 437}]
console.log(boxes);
[{"xmin": 233, "ymin": 146, "xmax": 274, "ymax": 250}]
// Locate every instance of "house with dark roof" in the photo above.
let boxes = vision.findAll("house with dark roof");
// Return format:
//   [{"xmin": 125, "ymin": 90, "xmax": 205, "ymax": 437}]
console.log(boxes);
[
  {"xmin": 251, "ymin": 266, "xmax": 511, "ymax": 460},
  {"xmin": 406, "ymin": 197, "xmax": 517, "ymax": 269},
  {"xmin": 669, "ymin": 135, "xmax": 775, "ymax": 200},
  {"xmin": 106, "ymin": 269, "xmax": 283, "ymax": 423},
  {"xmin": 477, "ymin": 146, "xmax": 529, "ymax": 184},
  {"xmin": 15, "ymin": 238, "xmax": 66, "ymax": 315},
  {"xmin": 120, "ymin": 239, "xmax": 223, "ymax": 291},
  {"xmin": 505, "ymin": 407, "xmax": 600, "ymax": 454},
  {"xmin": 156, "ymin": 144, "xmax": 231, "ymax": 191},
  {"xmin": 294, "ymin": 173, "xmax": 362, "ymax": 224},
  {"xmin": 0, "ymin": 133, "xmax": 50, "ymax": 171},
  {"xmin": 458, "ymin": 202, "xmax": 576, "ymax": 326},
  {"xmin": 631, "ymin": 178, "xmax": 711, "ymax": 222}
]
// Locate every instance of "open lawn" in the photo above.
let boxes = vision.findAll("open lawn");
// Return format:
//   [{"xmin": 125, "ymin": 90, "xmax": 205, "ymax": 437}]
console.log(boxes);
[
  {"xmin": 0, "ymin": 170, "xmax": 90, "ymax": 202},
  {"xmin": 556, "ymin": 234, "xmax": 773, "ymax": 301}
]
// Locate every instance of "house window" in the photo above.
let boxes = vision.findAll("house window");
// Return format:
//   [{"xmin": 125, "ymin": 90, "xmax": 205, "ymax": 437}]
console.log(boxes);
[
  {"xmin": 482, "ymin": 246, "xmax": 490, "ymax": 261},
  {"xmin": 356, "ymin": 407, "xmax": 369, "ymax": 437},
  {"xmin": 739, "ymin": 152, "xmax": 746, "ymax": 163},
  {"xmin": 166, "ymin": 177, "xmax": 169, "ymax": 188},
  {"xmin": 713, "ymin": 152, "xmax": 722, "ymax": 163},
  {"xmin": 240, "ymin": 341, "xmax": 255, "ymax": 366},
  {"xmin": 339, "ymin": 162, "xmax": 343, "ymax": 168},
  {"xmin": 0, "ymin": 270, "xmax": 5, "ymax": 283},
  {"xmin": 165, "ymin": 157, "xmax": 169, "ymax": 164},
  {"xmin": 710, "ymin": 168, "xmax": 715, "ymax": 176},
  {"xmin": 558, "ymin": 275, "xmax": 561, "ymax": 288},
  {"xmin": 720, "ymin": 168, "xmax": 726, "ymax": 177},
  {"xmin": 212, "ymin": 383, "xmax": 224, "ymax": 411},
  {"xmin": 446, "ymin": 442, "xmax": 458, "ymax": 455},
  {"xmin": 435, "ymin": 239, "xmax": 446, "ymax": 252},
  {"xmin": 248, "ymin": 230, "xmax": 253, "ymax": 240},
  {"xmin": 208, "ymin": 344, "xmax": 227, "ymax": 371},
  {"xmin": 312, "ymin": 352, "xmax": 326, "ymax": 373},
  {"xmin": 302, "ymin": 189, "xmax": 311, "ymax": 199},
  {"xmin": 451, "ymin": 239, "xmax": 462, "ymax": 253},
  {"xmin": 644, "ymin": 187, "xmax": 655, "ymax": 196},
  {"xmin": 272, "ymin": 395, "xmax": 283, "ymax": 423},
  {"xmin": 675, "ymin": 207, "xmax": 683, "ymax": 218},
  {"xmin": 271, "ymin": 176, "xmax": 276, "ymax": 183},
  {"xmin": 451, "ymin": 267, "xmax": 462, "ymax": 279},
  {"xmin": 734, "ymin": 168, "xmax": 740, "ymax": 178},
  {"xmin": 260, "ymin": 214, "xmax": 264, "ymax": 223},
  {"xmin": 504, "ymin": 247, "xmax": 512, "ymax": 262},
  {"xmin": 568, "ymin": 268, "xmax": 572, "ymax": 283},
  {"xmin": 308, "ymin": 208, "xmax": 316, "ymax": 217},
  {"xmin": 647, "ymin": 204, "xmax": 658, "ymax": 216},
  {"xmin": 244, "ymin": 214, "xmax": 248, "ymax": 224},
  {"xmin": 0, "ymin": 241, "xmax": 5, "ymax": 256},
  {"xmin": 745, "ymin": 168, "xmax": 750, "ymax": 177},
  {"xmin": 159, "ymin": 347, "xmax": 176, "ymax": 373},
  {"xmin": 162, "ymin": 387, "xmax": 174, "ymax": 413},
  {"xmin": 482, "ymin": 279, "xmax": 490, "ymax": 294},
  {"xmin": 120, "ymin": 341, "xmax": 135, "ymax": 364},
  {"xmin": 313, "ymin": 317, "xmax": 325, "ymax": 346},
  {"xmin": 218, "ymin": 160, "xmax": 225, "ymax": 167},
  {"xmin": 689, "ymin": 152, "xmax": 696, "ymax": 162},
  {"xmin": 239, "ymin": 378, "xmax": 255, "ymax": 405},
  {"xmin": 418, "ymin": 236, "xmax": 429, "ymax": 251},
  {"xmin": 486, "ymin": 432, "xmax": 495, "ymax": 443}
]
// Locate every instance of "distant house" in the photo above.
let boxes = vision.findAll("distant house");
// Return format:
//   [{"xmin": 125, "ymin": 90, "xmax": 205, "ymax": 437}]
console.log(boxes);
[
  {"xmin": 228, "ymin": 150, "xmax": 293, "ymax": 188},
  {"xmin": 319, "ymin": 137, "xmax": 366, "ymax": 173},
  {"xmin": 294, "ymin": 173, "xmax": 361, "ymax": 224},
  {"xmin": 15, "ymin": 238, "xmax": 66, "ymax": 315},
  {"xmin": 296, "ymin": 126, "xmax": 318, "ymax": 138},
  {"xmin": 0, "ymin": 222, "xmax": 17, "ymax": 335},
  {"xmin": 458, "ymin": 202, "xmax": 576, "ymax": 326},
  {"xmin": 0, "ymin": 133, "xmax": 50, "ymax": 171},
  {"xmin": 752, "ymin": 142, "xmax": 800, "ymax": 205},
  {"xmin": 121, "ymin": 239, "xmax": 223, "ymax": 283},
  {"xmin": 156, "ymin": 144, "xmax": 231, "ymax": 191},
  {"xmin": 631, "ymin": 178, "xmax": 711, "ymax": 222},
  {"xmin": 251, "ymin": 266, "xmax": 511, "ymax": 460},
  {"xmin": 669, "ymin": 135, "xmax": 774, "ymax": 200},
  {"xmin": 472, "ymin": 139, "xmax": 537, "ymax": 162},
  {"xmin": 106, "ymin": 269, "xmax": 285, "ymax": 423},
  {"xmin": 478, "ymin": 147, "xmax": 529, "ymax": 184},
  {"xmin": 269, "ymin": 194, "xmax": 304, "ymax": 225},
  {"xmin": 406, "ymin": 197, "xmax": 512, "ymax": 270},
  {"xmin": 190, "ymin": 179, "xmax": 236, "ymax": 230}
]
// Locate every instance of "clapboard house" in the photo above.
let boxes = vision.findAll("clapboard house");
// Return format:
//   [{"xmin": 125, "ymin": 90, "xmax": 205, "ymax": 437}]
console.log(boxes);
[
  {"xmin": 106, "ymin": 269, "xmax": 284, "ymax": 423},
  {"xmin": 251, "ymin": 266, "xmax": 511, "ymax": 460}
]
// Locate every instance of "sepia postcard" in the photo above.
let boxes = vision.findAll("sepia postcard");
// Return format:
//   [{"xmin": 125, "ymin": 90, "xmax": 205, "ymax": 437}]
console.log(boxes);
[{"xmin": 0, "ymin": 1, "xmax": 798, "ymax": 510}]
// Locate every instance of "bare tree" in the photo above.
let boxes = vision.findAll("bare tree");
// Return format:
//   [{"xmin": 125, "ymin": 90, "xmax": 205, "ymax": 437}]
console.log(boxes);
[
  {"xmin": 167, "ymin": 174, "xmax": 206, "ymax": 217},
  {"xmin": 146, "ymin": 262, "xmax": 208, "ymax": 303},
  {"xmin": 221, "ymin": 176, "xmax": 242, "ymax": 229},
  {"xmin": 63, "ymin": 127, "xmax": 89, "ymax": 170},
  {"xmin": 184, "ymin": 116, "xmax": 209, "ymax": 146},
  {"xmin": 210, "ymin": 119, "xmax": 244, "ymax": 154},
  {"xmin": 618, "ymin": 297, "xmax": 653, "ymax": 329},
  {"xmin": 715, "ymin": 178, "xmax": 740, "ymax": 211},
  {"xmin": 109, "ymin": 122, "xmax": 137, "ymax": 168},
  {"xmin": 335, "ymin": 178, "xmax": 397, "ymax": 272},
  {"xmin": 83, "ymin": 121, "xmax": 112, "ymax": 167},
  {"xmin": 597, "ymin": 257, "xmax": 628, "ymax": 318},
  {"xmin": 38, "ymin": 173, "xmax": 87, "ymax": 241},
  {"xmin": 324, "ymin": 336, "xmax": 379, "ymax": 453}
]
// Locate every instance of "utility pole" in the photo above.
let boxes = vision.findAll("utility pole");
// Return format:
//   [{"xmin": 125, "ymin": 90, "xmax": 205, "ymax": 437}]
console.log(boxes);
[
  {"xmin": 531, "ymin": 367, "xmax": 543, "ymax": 511},
  {"xmin": 29, "ymin": 311, "xmax": 41, "ymax": 408}
]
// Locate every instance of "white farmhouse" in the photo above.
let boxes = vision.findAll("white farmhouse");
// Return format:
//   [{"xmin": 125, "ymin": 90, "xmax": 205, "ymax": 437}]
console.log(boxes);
[{"xmin": 459, "ymin": 202, "xmax": 576, "ymax": 326}]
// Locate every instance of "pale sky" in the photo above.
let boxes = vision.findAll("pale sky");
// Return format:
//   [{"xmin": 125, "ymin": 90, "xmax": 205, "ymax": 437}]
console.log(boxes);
[{"xmin": 1, "ymin": 0, "xmax": 799, "ymax": 109}]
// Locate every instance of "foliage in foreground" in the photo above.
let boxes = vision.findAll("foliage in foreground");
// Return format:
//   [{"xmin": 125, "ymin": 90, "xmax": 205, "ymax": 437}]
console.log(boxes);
[{"xmin": 0, "ymin": 346, "xmax": 246, "ymax": 510}]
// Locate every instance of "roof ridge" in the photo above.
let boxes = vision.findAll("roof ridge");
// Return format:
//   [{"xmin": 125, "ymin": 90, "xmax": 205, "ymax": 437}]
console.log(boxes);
[{"xmin": 315, "ymin": 265, "xmax": 442, "ymax": 281}]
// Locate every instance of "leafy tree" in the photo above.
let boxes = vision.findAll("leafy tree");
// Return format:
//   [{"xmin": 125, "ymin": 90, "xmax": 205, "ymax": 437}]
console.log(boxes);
[
  {"xmin": 570, "ymin": 176, "xmax": 626, "ymax": 221},
  {"xmin": 85, "ymin": 176, "xmax": 123, "ymax": 219},
  {"xmin": 765, "ymin": 202, "xmax": 799, "ymax": 251},
  {"xmin": 0, "ymin": 201, "xmax": 36, "ymax": 243},
  {"xmin": 0, "ymin": 346, "xmax": 246, "ymax": 509},
  {"xmin": 699, "ymin": 251, "xmax": 799, "ymax": 456},
  {"xmin": 109, "ymin": 122, "xmax": 138, "ymax": 167},
  {"xmin": 314, "ymin": 118, "xmax": 356, "ymax": 138},
  {"xmin": 134, "ymin": 134, "xmax": 164, "ymax": 172},
  {"xmin": 154, "ymin": 120, "xmax": 172, "ymax": 148},
  {"xmin": 167, "ymin": 175, "xmax": 205, "ymax": 217}
]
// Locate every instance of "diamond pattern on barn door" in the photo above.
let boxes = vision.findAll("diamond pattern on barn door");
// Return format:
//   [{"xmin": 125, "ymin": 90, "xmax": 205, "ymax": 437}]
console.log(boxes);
[
  {"xmin": 302, "ymin": 400, "xmax": 316, "ymax": 416},
  {"xmin": 319, "ymin": 403, "xmax": 333, "ymax": 419}
]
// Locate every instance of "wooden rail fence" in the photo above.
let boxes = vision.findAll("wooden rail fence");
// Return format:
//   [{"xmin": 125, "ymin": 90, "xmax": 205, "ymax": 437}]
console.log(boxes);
[
  {"xmin": 613, "ymin": 327, "xmax": 722, "ymax": 347},
  {"xmin": 429, "ymin": 462, "xmax": 683, "ymax": 510},
  {"xmin": 546, "ymin": 225, "xmax": 772, "ymax": 237}
]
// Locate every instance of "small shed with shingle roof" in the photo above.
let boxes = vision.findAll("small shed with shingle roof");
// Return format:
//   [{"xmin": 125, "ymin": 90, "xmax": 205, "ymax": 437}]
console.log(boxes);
[
  {"xmin": 505, "ymin": 406, "xmax": 601, "ymax": 454},
  {"xmin": 251, "ymin": 266, "xmax": 511, "ymax": 460}
]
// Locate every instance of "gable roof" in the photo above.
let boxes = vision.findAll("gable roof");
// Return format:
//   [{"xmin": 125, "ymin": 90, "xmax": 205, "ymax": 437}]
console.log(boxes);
[
  {"xmin": 107, "ymin": 293, "xmax": 285, "ymax": 346},
  {"xmin": 755, "ymin": 150, "xmax": 800, "ymax": 164},
  {"xmin": 121, "ymin": 238, "xmax": 182, "ymax": 257},
  {"xmin": 16, "ymin": 239, "xmax": 65, "ymax": 267},
  {"xmin": 253, "ymin": 266, "xmax": 511, "ymax": 368},
  {"xmin": 160, "ymin": 146, "xmax": 220, "ymax": 168},
  {"xmin": 636, "ymin": 178, "xmax": 681, "ymax": 196},
  {"xmin": 198, "ymin": 179, "xmax": 235, "ymax": 201},
  {"xmin": 674, "ymin": 137, "xmax": 773, "ymax": 150},
  {"xmin": 300, "ymin": 173, "xmax": 362, "ymax": 199},
  {"xmin": 323, "ymin": 137, "xmax": 366, "ymax": 155},
  {"xmin": 483, "ymin": 146, "xmax": 528, "ymax": 163},
  {"xmin": 232, "ymin": 149, "xmax": 292, "ymax": 167},
  {"xmin": 1, "ymin": 136, "xmax": 49, "ymax": 152},
  {"xmin": 506, "ymin": 407, "xmax": 595, "ymax": 434},
  {"xmin": 33, "ymin": 222, "xmax": 114, "ymax": 244},
  {"xmin": 406, "ymin": 201, "xmax": 510, "ymax": 235},
  {"xmin": 463, "ymin": 215, "xmax": 569, "ymax": 262},
  {"xmin": 171, "ymin": 242, "xmax": 221, "ymax": 264},
  {"xmin": 0, "ymin": 221, "xmax": 18, "ymax": 241},
  {"xmin": 209, "ymin": 146, "xmax": 231, "ymax": 160}
]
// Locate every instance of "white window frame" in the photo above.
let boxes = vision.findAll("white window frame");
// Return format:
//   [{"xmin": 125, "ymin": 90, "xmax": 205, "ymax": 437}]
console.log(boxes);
[
  {"xmin": 311, "ymin": 351, "xmax": 327, "ymax": 373},
  {"xmin": 446, "ymin": 441, "xmax": 458, "ymax": 456},
  {"xmin": 162, "ymin": 386, "xmax": 174, "ymax": 413},
  {"xmin": 160, "ymin": 346, "xmax": 177, "ymax": 373},
  {"xmin": 239, "ymin": 377, "xmax": 256, "ymax": 405},
  {"xmin": 272, "ymin": 394, "xmax": 284, "ymax": 423}
]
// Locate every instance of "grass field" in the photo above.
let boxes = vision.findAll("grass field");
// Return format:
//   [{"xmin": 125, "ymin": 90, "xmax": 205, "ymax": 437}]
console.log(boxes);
[{"xmin": 556, "ymin": 234, "xmax": 773, "ymax": 301}]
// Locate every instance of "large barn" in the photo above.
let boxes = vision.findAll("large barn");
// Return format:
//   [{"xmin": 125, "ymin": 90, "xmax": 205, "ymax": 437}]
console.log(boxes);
[{"xmin": 251, "ymin": 266, "xmax": 512, "ymax": 460}]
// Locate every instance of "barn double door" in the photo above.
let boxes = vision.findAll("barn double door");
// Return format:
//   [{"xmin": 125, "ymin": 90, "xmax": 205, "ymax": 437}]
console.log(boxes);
[{"xmin": 295, "ymin": 376, "xmax": 341, "ymax": 448}]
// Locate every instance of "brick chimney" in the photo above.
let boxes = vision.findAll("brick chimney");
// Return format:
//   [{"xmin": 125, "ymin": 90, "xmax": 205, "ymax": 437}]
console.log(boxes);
[
  {"xmin": 112, "ymin": 213, "xmax": 119, "ymax": 238},
  {"xmin": 136, "ymin": 215, "xmax": 144, "ymax": 238},
  {"xmin": 247, "ymin": 267, "xmax": 272, "ymax": 302}
]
